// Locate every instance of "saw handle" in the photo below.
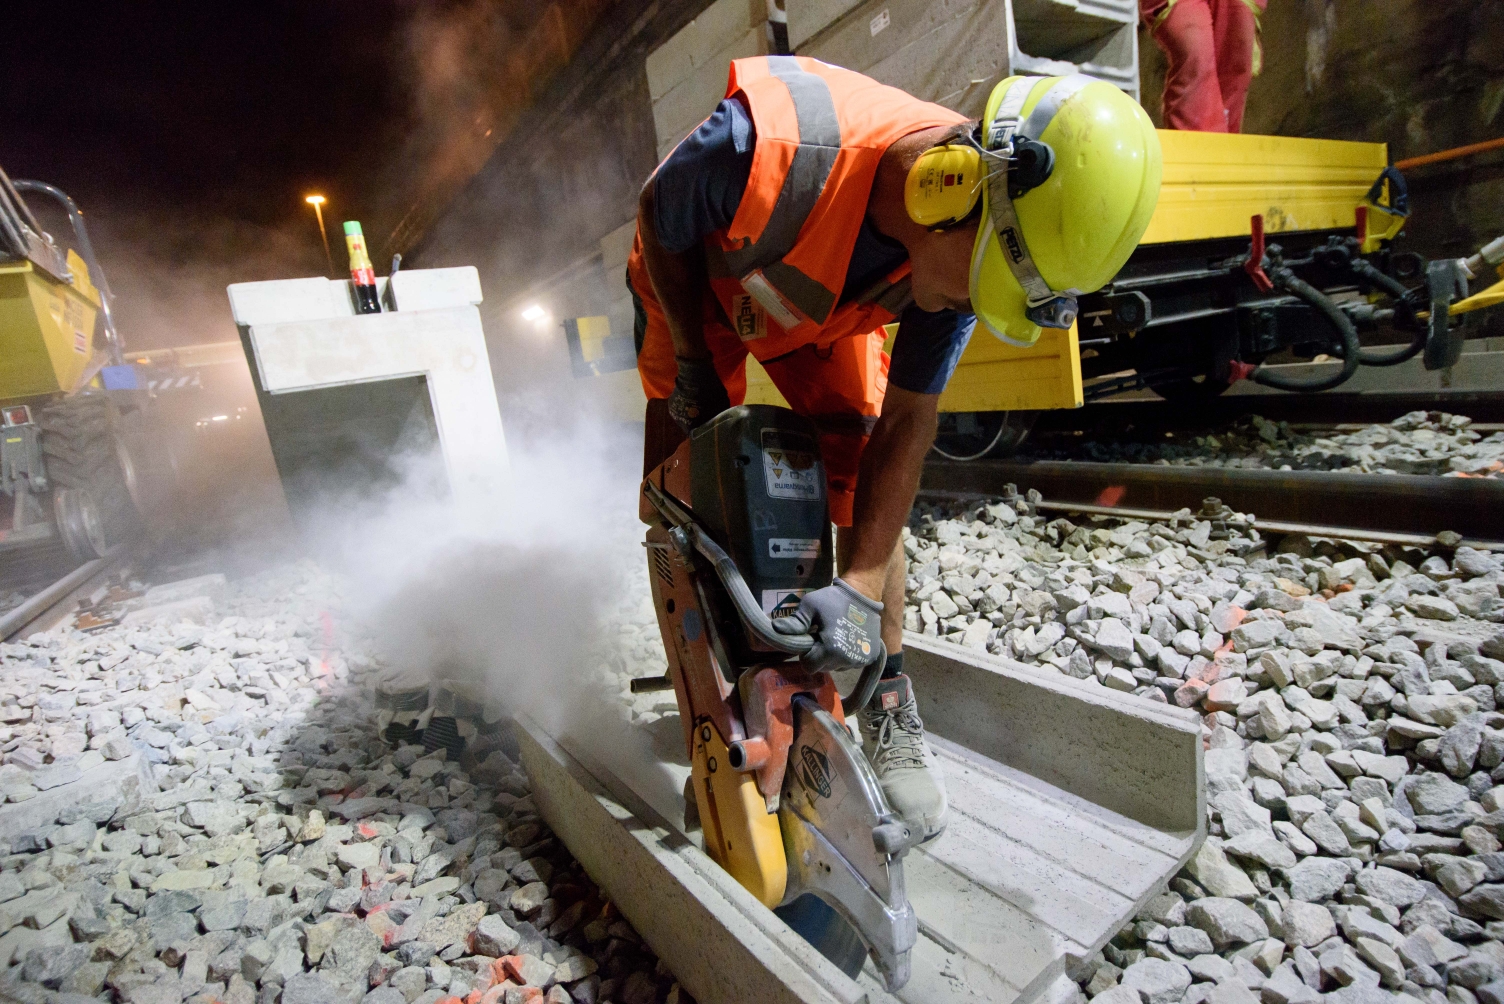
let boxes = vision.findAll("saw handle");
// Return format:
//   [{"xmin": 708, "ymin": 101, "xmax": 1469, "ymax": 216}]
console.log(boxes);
[
  {"xmin": 642, "ymin": 478, "xmax": 815, "ymax": 656},
  {"xmin": 686, "ymin": 524, "xmax": 816, "ymax": 656}
]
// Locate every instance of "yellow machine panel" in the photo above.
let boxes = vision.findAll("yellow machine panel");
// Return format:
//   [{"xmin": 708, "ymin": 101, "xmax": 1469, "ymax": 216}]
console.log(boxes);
[
  {"xmin": 742, "ymin": 356, "xmax": 789, "ymax": 408},
  {"xmin": 0, "ymin": 249, "xmax": 100, "ymax": 403},
  {"xmin": 933, "ymin": 131, "xmax": 1389, "ymax": 412},
  {"xmin": 582, "ymin": 131, "xmax": 1394, "ymax": 419},
  {"xmin": 939, "ymin": 325, "xmax": 1083, "ymax": 413},
  {"xmin": 1143, "ymin": 131, "xmax": 1387, "ymax": 245},
  {"xmin": 739, "ymin": 323, "xmax": 1086, "ymax": 415}
]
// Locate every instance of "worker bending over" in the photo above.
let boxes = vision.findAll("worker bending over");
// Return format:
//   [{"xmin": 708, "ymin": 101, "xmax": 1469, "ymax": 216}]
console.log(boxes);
[{"xmin": 629, "ymin": 56, "xmax": 1161, "ymax": 840}]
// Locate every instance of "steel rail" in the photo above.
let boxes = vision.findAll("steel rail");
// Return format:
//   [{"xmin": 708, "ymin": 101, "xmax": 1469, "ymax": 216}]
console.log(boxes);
[
  {"xmin": 919, "ymin": 490, "xmax": 1503, "ymax": 553},
  {"xmin": 1026, "ymin": 391, "xmax": 1504, "ymax": 436},
  {"xmin": 0, "ymin": 547, "xmax": 126, "ymax": 641},
  {"xmin": 922, "ymin": 459, "xmax": 1503, "ymax": 545}
]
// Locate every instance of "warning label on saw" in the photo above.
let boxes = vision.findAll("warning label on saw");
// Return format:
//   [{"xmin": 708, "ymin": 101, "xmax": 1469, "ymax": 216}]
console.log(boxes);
[
  {"xmin": 762, "ymin": 589, "xmax": 805, "ymax": 618},
  {"xmin": 761, "ymin": 436, "xmax": 820, "ymax": 502},
  {"xmin": 768, "ymin": 538, "xmax": 820, "ymax": 559}
]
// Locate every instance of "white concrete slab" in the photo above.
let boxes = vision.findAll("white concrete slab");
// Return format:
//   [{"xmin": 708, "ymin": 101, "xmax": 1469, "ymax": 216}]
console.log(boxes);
[
  {"xmin": 524, "ymin": 634, "xmax": 1203, "ymax": 1004},
  {"xmin": 229, "ymin": 270, "xmax": 507, "ymax": 506}
]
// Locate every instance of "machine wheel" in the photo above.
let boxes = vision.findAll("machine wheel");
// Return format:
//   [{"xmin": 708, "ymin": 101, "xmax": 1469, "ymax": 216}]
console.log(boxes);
[
  {"xmin": 932, "ymin": 410, "xmax": 1039, "ymax": 461},
  {"xmin": 52, "ymin": 488, "xmax": 109, "ymax": 559},
  {"xmin": 1148, "ymin": 375, "xmax": 1234, "ymax": 402},
  {"xmin": 36, "ymin": 394, "xmax": 142, "ymax": 560},
  {"xmin": 775, "ymin": 894, "xmax": 868, "ymax": 978}
]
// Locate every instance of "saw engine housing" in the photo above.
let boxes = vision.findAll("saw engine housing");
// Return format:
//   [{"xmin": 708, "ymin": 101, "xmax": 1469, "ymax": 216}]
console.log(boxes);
[{"xmin": 640, "ymin": 404, "xmax": 919, "ymax": 990}]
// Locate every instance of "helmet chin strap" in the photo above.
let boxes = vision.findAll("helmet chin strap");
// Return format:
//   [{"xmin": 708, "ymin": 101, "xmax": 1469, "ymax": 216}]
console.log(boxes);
[{"xmin": 976, "ymin": 75, "xmax": 1096, "ymax": 331}]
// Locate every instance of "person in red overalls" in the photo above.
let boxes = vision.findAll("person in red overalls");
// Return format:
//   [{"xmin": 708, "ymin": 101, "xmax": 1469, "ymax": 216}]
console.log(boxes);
[
  {"xmin": 629, "ymin": 56, "xmax": 1162, "ymax": 841},
  {"xmin": 1143, "ymin": 0, "xmax": 1267, "ymax": 132}
]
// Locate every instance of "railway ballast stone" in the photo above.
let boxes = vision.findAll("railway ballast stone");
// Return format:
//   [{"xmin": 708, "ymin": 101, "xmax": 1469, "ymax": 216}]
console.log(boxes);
[
  {"xmin": 908, "ymin": 488, "xmax": 1504, "ymax": 1004},
  {"xmin": 0, "ymin": 561, "xmax": 690, "ymax": 1004}
]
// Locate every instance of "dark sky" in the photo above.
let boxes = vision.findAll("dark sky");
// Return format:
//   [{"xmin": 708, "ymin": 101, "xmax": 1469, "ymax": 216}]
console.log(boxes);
[
  {"xmin": 3, "ymin": 4, "xmax": 408, "ymax": 241},
  {"xmin": 0, "ymin": 1, "xmax": 531, "ymax": 347}
]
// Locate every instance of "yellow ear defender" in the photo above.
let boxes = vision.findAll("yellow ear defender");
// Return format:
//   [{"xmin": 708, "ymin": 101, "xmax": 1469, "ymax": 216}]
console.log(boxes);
[{"xmin": 904, "ymin": 144, "xmax": 983, "ymax": 229}]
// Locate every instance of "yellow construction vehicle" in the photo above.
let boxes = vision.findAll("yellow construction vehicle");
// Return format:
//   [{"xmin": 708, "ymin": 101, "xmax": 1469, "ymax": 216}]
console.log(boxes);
[
  {"xmin": 919, "ymin": 132, "xmax": 1504, "ymax": 457},
  {"xmin": 567, "ymin": 129, "xmax": 1504, "ymax": 457},
  {"xmin": 0, "ymin": 166, "xmax": 169, "ymax": 562}
]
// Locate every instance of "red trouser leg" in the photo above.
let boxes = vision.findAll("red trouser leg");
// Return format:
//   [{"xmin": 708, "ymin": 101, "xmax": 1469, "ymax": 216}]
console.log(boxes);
[
  {"xmin": 1151, "ymin": 0, "xmax": 1227, "ymax": 132},
  {"xmin": 1210, "ymin": 0, "xmax": 1264, "ymax": 134}
]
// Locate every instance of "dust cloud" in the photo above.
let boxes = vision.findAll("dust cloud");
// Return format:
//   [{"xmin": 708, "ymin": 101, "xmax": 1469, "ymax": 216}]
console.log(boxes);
[{"xmin": 291, "ymin": 396, "xmax": 649, "ymax": 741}]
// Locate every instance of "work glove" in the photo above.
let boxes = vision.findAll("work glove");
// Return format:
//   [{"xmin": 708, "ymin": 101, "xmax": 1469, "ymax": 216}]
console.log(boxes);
[
  {"xmin": 774, "ymin": 578, "xmax": 884, "ymax": 675},
  {"xmin": 667, "ymin": 355, "xmax": 730, "ymax": 434}
]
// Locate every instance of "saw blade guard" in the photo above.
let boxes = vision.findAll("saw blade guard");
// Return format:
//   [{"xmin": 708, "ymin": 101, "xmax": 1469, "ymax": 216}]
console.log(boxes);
[{"xmin": 778, "ymin": 694, "xmax": 920, "ymax": 990}]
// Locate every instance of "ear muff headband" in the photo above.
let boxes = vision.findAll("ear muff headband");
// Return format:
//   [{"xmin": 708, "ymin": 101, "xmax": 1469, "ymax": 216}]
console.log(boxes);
[{"xmin": 976, "ymin": 74, "xmax": 1096, "ymax": 330}]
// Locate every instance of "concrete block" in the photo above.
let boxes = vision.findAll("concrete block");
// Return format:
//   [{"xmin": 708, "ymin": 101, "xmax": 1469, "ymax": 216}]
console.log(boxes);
[
  {"xmin": 231, "ymin": 273, "xmax": 507, "ymax": 516},
  {"xmin": 516, "ymin": 717, "xmax": 862, "ymax": 1004},
  {"xmin": 797, "ymin": 0, "xmax": 1138, "ymax": 108},
  {"xmin": 599, "ymin": 220, "xmax": 638, "ymax": 272},
  {"xmin": 227, "ymin": 268, "xmax": 482, "ymax": 327},
  {"xmin": 797, "ymin": 0, "xmax": 1021, "ymax": 116},
  {"xmin": 388, "ymin": 266, "xmax": 483, "ymax": 312},
  {"xmin": 653, "ymin": 27, "xmax": 767, "ymax": 156},
  {"xmin": 646, "ymin": 0, "xmax": 767, "ymax": 101},
  {"xmin": 904, "ymin": 632, "xmax": 1204, "ymax": 833},
  {"xmin": 788, "ymin": 0, "xmax": 867, "ymax": 51},
  {"xmin": 522, "ymin": 634, "xmax": 1202, "ymax": 1004}
]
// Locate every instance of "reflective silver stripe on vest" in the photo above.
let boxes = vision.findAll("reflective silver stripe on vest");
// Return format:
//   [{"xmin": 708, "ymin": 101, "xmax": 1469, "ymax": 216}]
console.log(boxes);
[
  {"xmin": 722, "ymin": 56, "xmax": 842, "ymax": 325},
  {"xmin": 1021, "ymin": 74, "xmax": 1095, "ymax": 146},
  {"xmin": 855, "ymin": 274, "xmax": 913, "ymax": 316}
]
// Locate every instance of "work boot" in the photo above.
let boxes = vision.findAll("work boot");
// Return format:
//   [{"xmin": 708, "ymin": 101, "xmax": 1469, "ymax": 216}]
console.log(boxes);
[{"xmin": 858, "ymin": 674, "xmax": 947, "ymax": 841}]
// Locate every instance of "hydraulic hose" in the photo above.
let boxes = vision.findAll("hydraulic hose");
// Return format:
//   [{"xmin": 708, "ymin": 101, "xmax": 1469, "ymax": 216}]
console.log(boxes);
[
  {"xmin": 1350, "ymin": 259, "xmax": 1426, "ymax": 366},
  {"xmin": 687, "ymin": 523, "xmax": 815, "ymax": 656},
  {"xmin": 1249, "ymin": 268, "xmax": 1362, "ymax": 393},
  {"xmin": 642, "ymin": 477, "xmax": 816, "ymax": 656}
]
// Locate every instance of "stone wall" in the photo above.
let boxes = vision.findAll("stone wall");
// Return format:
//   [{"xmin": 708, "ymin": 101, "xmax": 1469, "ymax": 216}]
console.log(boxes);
[
  {"xmin": 420, "ymin": 0, "xmax": 1504, "ymax": 406},
  {"xmin": 1140, "ymin": 1, "xmax": 1504, "ymax": 266}
]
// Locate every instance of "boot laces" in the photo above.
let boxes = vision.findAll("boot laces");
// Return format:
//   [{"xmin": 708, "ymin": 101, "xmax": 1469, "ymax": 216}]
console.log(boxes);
[{"xmin": 863, "ymin": 700, "xmax": 927, "ymax": 773}]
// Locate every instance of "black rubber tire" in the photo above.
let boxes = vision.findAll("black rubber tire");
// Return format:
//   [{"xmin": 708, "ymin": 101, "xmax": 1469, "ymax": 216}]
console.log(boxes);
[
  {"xmin": 36, "ymin": 394, "xmax": 140, "ymax": 559},
  {"xmin": 775, "ymin": 894, "xmax": 868, "ymax": 978},
  {"xmin": 932, "ymin": 410, "xmax": 1040, "ymax": 460}
]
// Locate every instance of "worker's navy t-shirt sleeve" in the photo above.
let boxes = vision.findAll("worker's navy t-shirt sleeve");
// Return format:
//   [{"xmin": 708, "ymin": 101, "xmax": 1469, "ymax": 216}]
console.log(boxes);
[
  {"xmin": 651, "ymin": 98, "xmax": 755, "ymax": 255},
  {"xmin": 887, "ymin": 305, "xmax": 977, "ymax": 395}
]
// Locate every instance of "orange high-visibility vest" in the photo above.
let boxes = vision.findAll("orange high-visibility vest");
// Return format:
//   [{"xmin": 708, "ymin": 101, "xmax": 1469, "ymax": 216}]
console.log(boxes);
[{"xmin": 631, "ymin": 56, "xmax": 967, "ymax": 359}]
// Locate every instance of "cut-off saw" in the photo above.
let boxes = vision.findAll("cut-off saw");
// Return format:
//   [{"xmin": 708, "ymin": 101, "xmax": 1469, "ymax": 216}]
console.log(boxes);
[{"xmin": 639, "ymin": 404, "xmax": 920, "ymax": 990}]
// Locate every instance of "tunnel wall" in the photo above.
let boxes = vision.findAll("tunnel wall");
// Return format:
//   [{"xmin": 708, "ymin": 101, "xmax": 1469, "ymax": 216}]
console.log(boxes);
[
  {"xmin": 1141, "ymin": 2, "xmax": 1504, "ymax": 301},
  {"xmin": 419, "ymin": 0, "xmax": 1504, "ymax": 411}
]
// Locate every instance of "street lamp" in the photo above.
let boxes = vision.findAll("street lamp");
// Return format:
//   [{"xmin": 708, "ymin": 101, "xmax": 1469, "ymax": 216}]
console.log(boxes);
[{"xmin": 305, "ymin": 195, "xmax": 333, "ymax": 276}]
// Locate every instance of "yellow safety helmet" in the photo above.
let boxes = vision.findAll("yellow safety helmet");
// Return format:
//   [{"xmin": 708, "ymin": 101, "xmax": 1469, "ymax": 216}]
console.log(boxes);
[{"xmin": 964, "ymin": 75, "xmax": 1162, "ymax": 346}]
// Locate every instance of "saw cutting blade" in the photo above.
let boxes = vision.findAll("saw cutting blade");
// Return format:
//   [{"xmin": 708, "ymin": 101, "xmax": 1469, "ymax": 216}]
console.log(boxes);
[{"xmin": 778, "ymin": 694, "xmax": 918, "ymax": 990}]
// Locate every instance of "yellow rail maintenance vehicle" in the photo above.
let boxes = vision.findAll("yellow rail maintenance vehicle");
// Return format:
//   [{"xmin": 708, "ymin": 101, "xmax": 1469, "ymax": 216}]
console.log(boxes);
[
  {"xmin": 570, "ymin": 129, "xmax": 1504, "ymax": 458},
  {"xmin": 0, "ymin": 167, "xmax": 170, "ymax": 563},
  {"xmin": 917, "ymin": 129, "xmax": 1504, "ymax": 458}
]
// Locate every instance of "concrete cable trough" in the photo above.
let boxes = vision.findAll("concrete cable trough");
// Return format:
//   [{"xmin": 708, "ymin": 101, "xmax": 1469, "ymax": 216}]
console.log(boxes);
[{"xmin": 518, "ymin": 634, "xmax": 1205, "ymax": 1004}]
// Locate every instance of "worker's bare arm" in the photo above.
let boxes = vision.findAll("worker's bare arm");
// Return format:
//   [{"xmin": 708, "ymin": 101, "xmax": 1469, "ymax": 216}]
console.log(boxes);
[
  {"xmin": 841, "ymin": 385, "xmax": 938, "ymax": 610},
  {"xmin": 637, "ymin": 183, "xmax": 713, "ymax": 362}
]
